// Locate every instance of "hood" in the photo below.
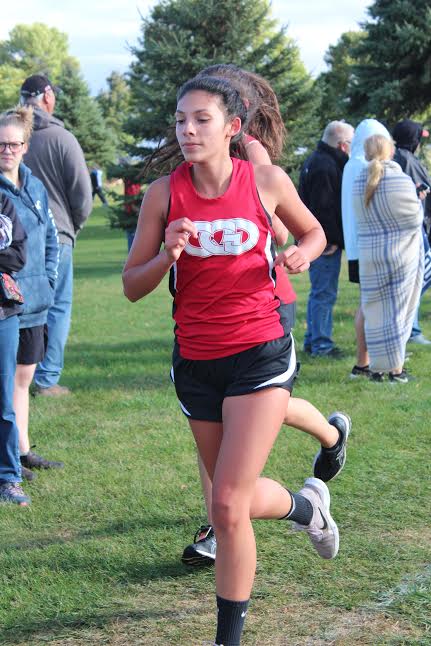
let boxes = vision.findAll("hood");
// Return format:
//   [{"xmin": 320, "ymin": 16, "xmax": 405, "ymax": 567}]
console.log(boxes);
[
  {"xmin": 341, "ymin": 119, "xmax": 391, "ymax": 261},
  {"xmin": 31, "ymin": 105, "xmax": 65, "ymax": 131},
  {"xmin": 0, "ymin": 164, "xmax": 44, "ymax": 223},
  {"xmin": 350, "ymin": 119, "xmax": 391, "ymax": 162},
  {"xmin": 392, "ymin": 119, "xmax": 426, "ymax": 153}
]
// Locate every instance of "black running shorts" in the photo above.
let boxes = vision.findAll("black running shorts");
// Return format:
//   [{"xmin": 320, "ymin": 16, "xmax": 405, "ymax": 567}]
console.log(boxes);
[
  {"xmin": 17, "ymin": 325, "xmax": 48, "ymax": 365},
  {"xmin": 348, "ymin": 260, "xmax": 360, "ymax": 284},
  {"xmin": 171, "ymin": 332, "xmax": 297, "ymax": 423}
]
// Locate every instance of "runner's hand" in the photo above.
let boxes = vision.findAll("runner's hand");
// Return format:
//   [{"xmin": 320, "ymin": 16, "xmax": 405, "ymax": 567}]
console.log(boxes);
[
  {"xmin": 164, "ymin": 218, "xmax": 198, "ymax": 263},
  {"xmin": 274, "ymin": 245, "xmax": 310, "ymax": 274}
]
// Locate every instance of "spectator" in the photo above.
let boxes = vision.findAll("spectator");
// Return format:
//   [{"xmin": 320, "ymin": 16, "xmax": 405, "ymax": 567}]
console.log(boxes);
[
  {"xmin": 392, "ymin": 119, "xmax": 431, "ymax": 345},
  {"xmin": 341, "ymin": 119, "xmax": 392, "ymax": 378},
  {"xmin": 0, "ymin": 105, "xmax": 63, "ymax": 477},
  {"xmin": 19, "ymin": 74, "xmax": 92, "ymax": 395},
  {"xmin": 0, "ymin": 193, "xmax": 29, "ymax": 505},
  {"xmin": 353, "ymin": 134, "xmax": 423, "ymax": 383},
  {"xmin": 299, "ymin": 120, "xmax": 354, "ymax": 357},
  {"xmin": 90, "ymin": 166, "xmax": 108, "ymax": 205}
]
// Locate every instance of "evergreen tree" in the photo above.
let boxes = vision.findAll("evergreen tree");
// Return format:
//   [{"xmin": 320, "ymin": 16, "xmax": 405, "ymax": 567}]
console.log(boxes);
[
  {"xmin": 55, "ymin": 60, "xmax": 117, "ymax": 168},
  {"xmin": 96, "ymin": 71, "xmax": 133, "ymax": 153},
  {"xmin": 128, "ymin": 0, "xmax": 317, "ymax": 160},
  {"xmin": 113, "ymin": 0, "xmax": 319, "ymax": 229},
  {"xmin": 349, "ymin": 0, "xmax": 431, "ymax": 123},
  {"xmin": 0, "ymin": 22, "xmax": 77, "ymax": 111},
  {"xmin": 316, "ymin": 31, "xmax": 365, "ymax": 128}
]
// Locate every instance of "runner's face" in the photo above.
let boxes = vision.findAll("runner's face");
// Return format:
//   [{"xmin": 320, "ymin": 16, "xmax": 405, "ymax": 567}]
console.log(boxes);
[{"xmin": 175, "ymin": 90, "xmax": 238, "ymax": 162}]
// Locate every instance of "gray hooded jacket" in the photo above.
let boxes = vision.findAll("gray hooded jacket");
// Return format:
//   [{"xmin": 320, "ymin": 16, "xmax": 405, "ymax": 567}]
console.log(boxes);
[{"xmin": 24, "ymin": 107, "xmax": 92, "ymax": 245}]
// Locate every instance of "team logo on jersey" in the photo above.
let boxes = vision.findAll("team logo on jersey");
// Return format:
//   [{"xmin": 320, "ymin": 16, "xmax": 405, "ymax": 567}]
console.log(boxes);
[{"xmin": 185, "ymin": 218, "xmax": 259, "ymax": 257}]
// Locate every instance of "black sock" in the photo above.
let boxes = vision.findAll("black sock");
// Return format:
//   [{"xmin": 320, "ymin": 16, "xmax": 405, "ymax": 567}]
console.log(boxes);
[
  {"xmin": 215, "ymin": 595, "xmax": 249, "ymax": 646},
  {"xmin": 325, "ymin": 428, "xmax": 342, "ymax": 451},
  {"xmin": 280, "ymin": 490, "xmax": 313, "ymax": 525}
]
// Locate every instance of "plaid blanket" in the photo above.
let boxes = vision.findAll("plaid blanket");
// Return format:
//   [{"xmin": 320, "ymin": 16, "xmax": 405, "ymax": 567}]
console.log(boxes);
[{"xmin": 353, "ymin": 161, "xmax": 424, "ymax": 371}]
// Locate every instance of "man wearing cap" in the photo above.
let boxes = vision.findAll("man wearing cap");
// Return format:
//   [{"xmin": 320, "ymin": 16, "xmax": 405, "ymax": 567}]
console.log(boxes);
[
  {"xmin": 393, "ymin": 119, "xmax": 431, "ymax": 346},
  {"xmin": 20, "ymin": 74, "xmax": 93, "ymax": 395},
  {"xmin": 299, "ymin": 120, "xmax": 355, "ymax": 358}
]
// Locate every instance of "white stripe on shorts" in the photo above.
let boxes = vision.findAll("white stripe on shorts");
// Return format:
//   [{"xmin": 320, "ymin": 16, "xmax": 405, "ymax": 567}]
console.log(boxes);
[
  {"xmin": 171, "ymin": 365, "xmax": 192, "ymax": 416},
  {"xmin": 179, "ymin": 400, "xmax": 192, "ymax": 416},
  {"xmin": 253, "ymin": 334, "xmax": 296, "ymax": 389}
]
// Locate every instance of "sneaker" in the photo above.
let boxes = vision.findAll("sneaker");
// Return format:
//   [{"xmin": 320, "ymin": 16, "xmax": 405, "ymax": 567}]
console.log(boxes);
[
  {"xmin": 408, "ymin": 334, "xmax": 431, "ymax": 345},
  {"xmin": 313, "ymin": 412, "xmax": 351, "ymax": 482},
  {"xmin": 388, "ymin": 370, "xmax": 409, "ymax": 383},
  {"xmin": 369, "ymin": 371, "xmax": 385, "ymax": 382},
  {"xmin": 21, "ymin": 450, "xmax": 64, "ymax": 470},
  {"xmin": 350, "ymin": 364, "xmax": 371, "ymax": 379},
  {"xmin": 0, "ymin": 482, "xmax": 31, "ymax": 506},
  {"xmin": 312, "ymin": 346, "xmax": 345, "ymax": 359},
  {"xmin": 292, "ymin": 477, "xmax": 339, "ymax": 559},
  {"xmin": 34, "ymin": 384, "xmax": 71, "ymax": 396},
  {"xmin": 21, "ymin": 466, "xmax": 37, "ymax": 481},
  {"xmin": 181, "ymin": 525, "xmax": 217, "ymax": 565}
]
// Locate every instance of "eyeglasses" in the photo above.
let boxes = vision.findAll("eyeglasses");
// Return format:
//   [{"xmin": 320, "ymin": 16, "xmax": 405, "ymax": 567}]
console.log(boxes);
[{"xmin": 0, "ymin": 142, "xmax": 25, "ymax": 153}]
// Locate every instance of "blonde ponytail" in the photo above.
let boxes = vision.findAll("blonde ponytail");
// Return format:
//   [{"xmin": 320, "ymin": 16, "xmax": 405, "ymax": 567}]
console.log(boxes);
[
  {"xmin": 363, "ymin": 134, "xmax": 394, "ymax": 207},
  {"xmin": 0, "ymin": 105, "xmax": 34, "ymax": 143}
]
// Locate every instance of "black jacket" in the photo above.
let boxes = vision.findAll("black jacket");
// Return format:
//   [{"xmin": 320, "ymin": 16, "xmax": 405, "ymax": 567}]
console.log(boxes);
[
  {"xmin": 393, "ymin": 149, "xmax": 431, "ymax": 223},
  {"xmin": 0, "ymin": 195, "xmax": 27, "ymax": 320},
  {"xmin": 299, "ymin": 140, "xmax": 348, "ymax": 248}
]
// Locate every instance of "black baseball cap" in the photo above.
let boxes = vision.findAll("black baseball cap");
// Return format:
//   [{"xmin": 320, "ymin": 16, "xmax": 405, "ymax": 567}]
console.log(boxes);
[{"xmin": 20, "ymin": 74, "xmax": 61, "ymax": 98}]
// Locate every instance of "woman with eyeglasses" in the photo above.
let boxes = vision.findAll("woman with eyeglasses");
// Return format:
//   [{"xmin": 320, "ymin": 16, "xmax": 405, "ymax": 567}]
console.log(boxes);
[
  {"xmin": 0, "ymin": 106, "xmax": 62, "ymax": 484},
  {"xmin": 0, "ymin": 193, "xmax": 29, "ymax": 504}
]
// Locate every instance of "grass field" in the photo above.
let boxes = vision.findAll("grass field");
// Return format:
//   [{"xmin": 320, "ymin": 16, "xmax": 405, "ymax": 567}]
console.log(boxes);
[{"xmin": 0, "ymin": 205, "xmax": 430, "ymax": 646}]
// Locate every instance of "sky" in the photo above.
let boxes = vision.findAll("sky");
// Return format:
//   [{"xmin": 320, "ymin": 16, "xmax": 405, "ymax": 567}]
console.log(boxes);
[{"xmin": 0, "ymin": 0, "xmax": 372, "ymax": 95}]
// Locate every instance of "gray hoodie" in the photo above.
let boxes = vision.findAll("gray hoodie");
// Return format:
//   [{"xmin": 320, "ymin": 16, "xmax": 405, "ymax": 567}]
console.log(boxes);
[{"xmin": 24, "ymin": 107, "xmax": 92, "ymax": 245}]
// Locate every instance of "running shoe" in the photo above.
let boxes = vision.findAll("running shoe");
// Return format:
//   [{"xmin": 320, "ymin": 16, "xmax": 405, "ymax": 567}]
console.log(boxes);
[
  {"xmin": 181, "ymin": 525, "xmax": 216, "ymax": 565},
  {"xmin": 313, "ymin": 412, "xmax": 351, "ymax": 482},
  {"xmin": 0, "ymin": 482, "xmax": 31, "ymax": 506},
  {"xmin": 292, "ymin": 477, "xmax": 339, "ymax": 559},
  {"xmin": 369, "ymin": 371, "xmax": 385, "ymax": 382},
  {"xmin": 350, "ymin": 364, "xmax": 371, "ymax": 379},
  {"xmin": 388, "ymin": 370, "xmax": 409, "ymax": 383},
  {"xmin": 21, "ymin": 449, "xmax": 64, "ymax": 470}
]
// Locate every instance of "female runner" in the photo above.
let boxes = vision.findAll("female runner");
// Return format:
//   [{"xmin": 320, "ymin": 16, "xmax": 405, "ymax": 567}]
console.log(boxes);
[{"xmin": 123, "ymin": 76, "xmax": 339, "ymax": 646}]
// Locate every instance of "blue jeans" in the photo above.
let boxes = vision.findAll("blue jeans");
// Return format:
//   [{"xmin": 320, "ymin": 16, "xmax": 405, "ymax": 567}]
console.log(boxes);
[
  {"xmin": 0, "ymin": 315, "xmax": 21, "ymax": 482},
  {"xmin": 35, "ymin": 243, "xmax": 73, "ymax": 388},
  {"xmin": 304, "ymin": 248, "xmax": 342, "ymax": 355},
  {"xmin": 126, "ymin": 229, "xmax": 136, "ymax": 253},
  {"xmin": 410, "ymin": 305, "xmax": 421, "ymax": 338}
]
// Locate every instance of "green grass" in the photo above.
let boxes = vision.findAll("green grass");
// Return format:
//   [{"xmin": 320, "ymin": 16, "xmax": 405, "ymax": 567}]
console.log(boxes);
[{"xmin": 0, "ymin": 206, "xmax": 430, "ymax": 645}]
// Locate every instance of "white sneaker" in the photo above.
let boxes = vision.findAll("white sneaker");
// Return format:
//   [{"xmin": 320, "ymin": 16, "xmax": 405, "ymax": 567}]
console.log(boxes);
[{"xmin": 292, "ymin": 477, "xmax": 339, "ymax": 559}]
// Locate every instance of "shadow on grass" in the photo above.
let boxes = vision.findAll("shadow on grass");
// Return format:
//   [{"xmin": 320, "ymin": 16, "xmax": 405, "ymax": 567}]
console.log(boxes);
[
  {"xmin": 63, "ymin": 339, "xmax": 173, "ymax": 391},
  {"xmin": 78, "ymin": 219, "xmax": 123, "ymax": 242},
  {"xmin": 0, "ymin": 516, "xmax": 205, "ymax": 644},
  {"xmin": 3, "ymin": 515, "xmax": 184, "ymax": 553},
  {"xmin": 1, "ymin": 604, "xmax": 200, "ymax": 645},
  {"xmin": 74, "ymin": 261, "xmax": 124, "ymax": 281}
]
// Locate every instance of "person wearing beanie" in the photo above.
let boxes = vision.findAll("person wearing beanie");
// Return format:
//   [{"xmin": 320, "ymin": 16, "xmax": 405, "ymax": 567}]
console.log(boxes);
[{"xmin": 393, "ymin": 119, "xmax": 431, "ymax": 345}]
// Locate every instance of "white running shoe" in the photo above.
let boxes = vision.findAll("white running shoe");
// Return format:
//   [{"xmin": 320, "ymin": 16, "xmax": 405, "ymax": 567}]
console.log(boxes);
[{"xmin": 292, "ymin": 477, "xmax": 339, "ymax": 559}]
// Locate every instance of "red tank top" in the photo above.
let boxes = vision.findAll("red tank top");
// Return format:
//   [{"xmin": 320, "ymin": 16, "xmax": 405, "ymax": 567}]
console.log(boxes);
[
  {"xmin": 243, "ymin": 134, "xmax": 296, "ymax": 305},
  {"xmin": 168, "ymin": 158, "xmax": 285, "ymax": 359}
]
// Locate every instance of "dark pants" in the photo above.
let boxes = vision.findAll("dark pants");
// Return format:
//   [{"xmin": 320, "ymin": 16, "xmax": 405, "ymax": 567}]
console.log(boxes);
[{"xmin": 92, "ymin": 188, "xmax": 108, "ymax": 205}]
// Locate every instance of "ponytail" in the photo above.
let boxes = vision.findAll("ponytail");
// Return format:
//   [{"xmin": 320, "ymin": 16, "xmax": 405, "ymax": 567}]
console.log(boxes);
[
  {"xmin": 365, "ymin": 159, "xmax": 384, "ymax": 207},
  {"xmin": 363, "ymin": 134, "xmax": 394, "ymax": 207},
  {"xmin": 0, "ymin": 105, "xmax": 34, "ymax": 143}
]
